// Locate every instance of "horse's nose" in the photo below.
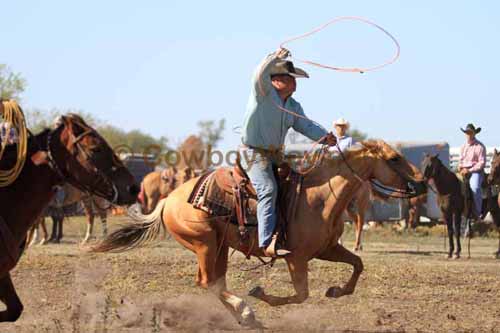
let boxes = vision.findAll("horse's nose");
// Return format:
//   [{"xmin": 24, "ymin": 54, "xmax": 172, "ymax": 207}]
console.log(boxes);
[
  {"xmin": 127, "ymin": 184, "xmax": 140, "ymax": 197},
  {"xmin": 416, "ymin": 181, "xmax": 427, "ymax": 195}
]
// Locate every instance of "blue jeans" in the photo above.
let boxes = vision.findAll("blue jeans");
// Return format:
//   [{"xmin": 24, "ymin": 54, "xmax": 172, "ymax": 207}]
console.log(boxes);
[
  {"xmin": 469, "ymin": 171, "xmax": 483, "ymax": 217},
  {"xmin": 239, "ymin": 148, "xmax": 279, "ymax": 248}
]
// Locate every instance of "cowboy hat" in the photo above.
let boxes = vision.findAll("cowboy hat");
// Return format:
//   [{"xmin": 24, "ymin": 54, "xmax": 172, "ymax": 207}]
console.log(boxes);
[
  {"xmin": 334, "ymin": 118, "xmax": 350, "ymax": 130},
  {"xmin": 270, "ymin": 60, "xmax": 309, "ymax": 78},
  {"xmin": 460, "ymin": 123, "xmax": 481, "ymax": 134}
]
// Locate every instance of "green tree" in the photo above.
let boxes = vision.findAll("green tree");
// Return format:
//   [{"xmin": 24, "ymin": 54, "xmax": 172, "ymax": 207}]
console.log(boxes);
[
  {"xmin": 0, "ymin": 64, "xmax": 26, "ymax": 100},
  {"xmin": 25, "ymin": 108, "xmax": 168, "ymax": 153},
  {"xmin": 348, "ymin": 128, "xmax": 368, "ymax": 142},
  {"xmin": 25, "ymin": 108, "xmax": 100, "ymax": 133},
  {"xmin": 197, "ymin": 119, "xmax": 225, "ymax": 148}
]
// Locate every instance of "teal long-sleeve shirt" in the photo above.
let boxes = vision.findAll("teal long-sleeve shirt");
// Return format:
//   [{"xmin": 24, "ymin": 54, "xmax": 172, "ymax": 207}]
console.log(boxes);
[{"xmin": 241, "ymin": 52, "xmax": 327, "ymax": 150}]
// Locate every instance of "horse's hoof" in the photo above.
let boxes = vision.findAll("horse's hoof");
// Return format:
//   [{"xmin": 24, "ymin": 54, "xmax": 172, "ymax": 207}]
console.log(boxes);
[
  {"xmin": 495, "ymin": 252, "xmax": 500, "ymax": 259},
  {"xmin": 248, "ymin": 286, "xmax": 264, "ymax": 298},
  {"xmin": 39, "ymin": 239, "xmax": 48, "ymax": 246},
  {"xmin": 239, "ymin": 308, "xmax": 259, "ymax": 328},
  {"xmin": 325, "ymin": 286, "xmax": 343, "ymax": 298}
]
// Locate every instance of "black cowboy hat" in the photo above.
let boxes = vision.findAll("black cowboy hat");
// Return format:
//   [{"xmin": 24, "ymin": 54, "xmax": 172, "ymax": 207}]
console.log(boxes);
[
  {"xmin": 270, "ymin": 60, "xmax": 309, "ymax": 78},
  {"xmin": 460, "ymin": 123, "xmax": 481, "ymax": 134}
]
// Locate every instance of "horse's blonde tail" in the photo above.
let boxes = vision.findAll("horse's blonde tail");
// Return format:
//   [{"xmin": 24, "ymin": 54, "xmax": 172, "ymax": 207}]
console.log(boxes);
[{"xmin": 90, "ymin": 198, "xmax": 167, "ymax": 253}]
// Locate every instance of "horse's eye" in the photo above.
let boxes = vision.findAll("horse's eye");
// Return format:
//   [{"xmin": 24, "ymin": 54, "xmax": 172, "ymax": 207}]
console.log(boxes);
[{"xmin": 389, "ymin": 156, "xmax": 400, "ymax": 162}]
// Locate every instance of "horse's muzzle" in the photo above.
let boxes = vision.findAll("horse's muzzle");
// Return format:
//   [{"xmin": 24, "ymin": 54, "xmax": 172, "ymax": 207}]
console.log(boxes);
[
  {"xmin": 407, "ymin": 181, "xmax": 427, "ymax": 196},
  {"xmin": 127, "ymin": 184, "xmax": 140, "ymax": 197}
]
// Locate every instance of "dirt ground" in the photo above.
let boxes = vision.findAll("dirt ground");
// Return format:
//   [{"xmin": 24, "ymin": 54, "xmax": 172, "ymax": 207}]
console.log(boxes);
[{"xmin": 1, "ymin": 216, "xmax": 499, "ymax": 332}]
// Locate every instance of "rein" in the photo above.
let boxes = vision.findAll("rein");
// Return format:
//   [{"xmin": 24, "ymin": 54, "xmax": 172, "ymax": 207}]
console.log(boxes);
[
  {"xmin": 46, "ymin": 124, "xmax": 119, "ymax": 204},
  {"xmin": 336, "ymin": 143, "xmax": 421, "ymax": 199}
]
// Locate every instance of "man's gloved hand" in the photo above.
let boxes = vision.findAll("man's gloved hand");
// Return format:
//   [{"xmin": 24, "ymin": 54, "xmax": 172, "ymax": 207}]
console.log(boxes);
[
  {"xmin": 322, "ymin": 132, "xmax": 337, "ymax": 146},
  {"xmin": 276, "ymin": 47, "xmax": 290, "ymax": 59}
]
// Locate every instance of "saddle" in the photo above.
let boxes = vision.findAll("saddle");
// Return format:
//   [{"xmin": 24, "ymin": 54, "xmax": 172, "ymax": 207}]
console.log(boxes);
[
  {"xmin": 188, "ymin": 161, "xmax": 302, "ymax": 253},
  {"xmin": 455, "ymin": 172, "xmax": 477, "ymax": 219}
]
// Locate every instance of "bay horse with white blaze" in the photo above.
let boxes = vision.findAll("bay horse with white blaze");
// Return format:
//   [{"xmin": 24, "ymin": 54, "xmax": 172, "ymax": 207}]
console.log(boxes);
[
  {"xmin": 0, "ymin": 114, "xmax": 138, "ymax": 322},
  {"xmin": 93, "ymin": 140, "xmax": 426, "ymax": 327}
]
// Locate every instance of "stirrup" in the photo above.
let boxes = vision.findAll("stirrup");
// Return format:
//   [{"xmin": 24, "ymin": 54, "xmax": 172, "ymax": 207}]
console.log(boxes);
[{"xmin": 263, "ymin": 235, "xmax": 291, "ymax": 257}]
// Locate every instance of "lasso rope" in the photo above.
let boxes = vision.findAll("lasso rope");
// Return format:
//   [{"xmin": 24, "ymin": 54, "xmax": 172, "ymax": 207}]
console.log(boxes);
[
  {"xmin": 259, "ymin": 17, "xmax": 400, "ymax": 173},
  {"xmin": 0, "ymin": 100, "xmax": 28, "ymax": 186},
  {"xmin": 280, "ymin": 16, "xmax": 400, "ymax": 74}
]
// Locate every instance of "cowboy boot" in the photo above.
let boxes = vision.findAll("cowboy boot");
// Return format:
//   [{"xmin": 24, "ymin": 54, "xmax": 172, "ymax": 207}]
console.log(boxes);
[{"xmin": 263, "ymin": 234, "xmax": 291, "ymax": 257}]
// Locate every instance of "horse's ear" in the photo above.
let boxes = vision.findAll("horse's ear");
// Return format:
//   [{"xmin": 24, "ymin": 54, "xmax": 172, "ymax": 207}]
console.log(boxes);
[
  {"xmin": 423, "ymin": 152, "xmax": 430, "ymax": 158},
  {"xmin": 31, "ymin": 151, "xmax": 49, "ymax": 165},
  {"xmin": 494, "ymin": 148, "xmax": 498, "ymax": 155},
  {"xmin": 433, "ymin": 153, "xmax": 439, "ymax": 159}
]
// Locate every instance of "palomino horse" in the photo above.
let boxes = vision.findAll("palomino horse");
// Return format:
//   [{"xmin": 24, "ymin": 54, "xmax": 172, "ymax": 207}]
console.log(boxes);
[
  {"xmin": 93, "ymin": 140, "xmax": 426, "ymax": 326},
  {"xmin": 139, "ymin": 166, "xmax": 194, "ymax": 214},
  {"xmin": 487, "ymin": 149, "xmax": 500, "ymax": 258},
  {"xmin": 27, "ymin": 183, "xmax": 109, "ymax": 245},
  {"xmin": 0, "ymin": 114, "xmax": 138, "ymax": 322}
]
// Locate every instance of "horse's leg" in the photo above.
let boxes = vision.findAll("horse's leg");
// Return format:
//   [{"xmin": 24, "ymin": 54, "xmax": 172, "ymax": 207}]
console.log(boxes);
[
  {"xmin": 444, "ymin": 212, "xmax": 454, "ymax": 258},
  {"xmin": 49, "ymin": 216, "xmax": 58, "ymax": 242},
  {"xmin": 316, "ymin": 244, "xmax": 363, "ymax": 298},
  {"xmin": 356, "ymin": 211, "xmax": 364, "ymax": 251},
  {"xmin": 249, "ymin": 257, "xmax": 309, "ymax": 306},
  {"xmin": 349, "ymin": 210, "xmax": 362, "ymax": 251},
  {"xmin": 40, "ymin": 218, "xmax": 48, "ymax": 245},
  {"xmin": 27, "ymin": 223, "xmax": 37, "ymax": 248},
  {"xmin": 82, "ymin": 204, "xmax": 94, "ymax": 244},
  {"xmin": 100, "ymin": 211, "xmax": 108, "ymax": 238},
  {"xmin": 496, "ymin": 228, "xmax": 500, "ymax": 259},
  {"xmin": 57, "ymin": 216, "xmax": 64, "ymax": 242},
  {"xmin": 211, "ymin": 245, "xmax": 256, "ymax": 326},
  {"xmin": 194, "ymin": 237, "xmax": 256, "ymax": 326},
  {"xmin": 414, "ymin": 202, "xmax": 422, "ymax": 229},
  {"xmin": 0, "ymin": 273, "xmax": 23, "ymax": 322},
  {"xmin": 454, "ymin": 212, "xmax": 462, "ymax": 258}
]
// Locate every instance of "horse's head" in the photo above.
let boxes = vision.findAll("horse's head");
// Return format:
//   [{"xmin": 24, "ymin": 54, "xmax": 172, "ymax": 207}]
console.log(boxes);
[
  {"xmin": 360, "ymin": 140, "xmax": 427, "ymax": 197},
  {"xmin": 421, "ymin": 153, "xmax": 442, "ymax": 181},
  {"xmin": 34, "ymin": 114, "xmax": 139, "ymax": 205},
  {"xmin": 161, "ymin": 167, "xmax": 178, "ymax": 193},
  {"xmin": 488, "ymin": 149, "xmax": 500, "ymax": 185},
  {"xmin": 179, "ymin": 166, "xmax": 195, "ymax": 183}
]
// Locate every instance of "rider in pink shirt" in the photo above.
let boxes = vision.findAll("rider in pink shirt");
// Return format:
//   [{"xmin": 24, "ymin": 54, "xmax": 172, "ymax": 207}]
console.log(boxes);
[{"xmin": 458, "ymin": 123, "xmax": 486, "ymax": 217}]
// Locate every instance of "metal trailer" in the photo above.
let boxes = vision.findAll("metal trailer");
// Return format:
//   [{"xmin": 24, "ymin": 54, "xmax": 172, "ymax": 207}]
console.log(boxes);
[{"xmin": 119, "ymin": 153, "xmax": 157, "ymax": 184}]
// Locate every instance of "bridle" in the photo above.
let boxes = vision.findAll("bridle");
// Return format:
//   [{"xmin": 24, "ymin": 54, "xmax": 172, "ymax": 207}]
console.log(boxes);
[
  {"xmin": 335, "ymin": 143, "xmax": 423, "ymax": 199},
  {"xmin": 45, "ymin": 122, "xmax": 119, "ymax": 204}
]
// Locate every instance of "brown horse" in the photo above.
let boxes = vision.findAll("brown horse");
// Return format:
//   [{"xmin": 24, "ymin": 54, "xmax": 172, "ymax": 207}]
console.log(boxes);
[
  {"xmin": 139, "ymin": 166, "xmax": 194, "ymax": 213},
  {"xmin": 487, "ymin": 149, "xmax": 500, "ymax": 258},
  {"xmin": 0, "ymin": 113, "xmax": 138, "ymax": 322},
  {"xmin": 93, "ymin": 140, "xmax": 426, "ymax": 326},
  {"xmin": 27, "ymin": 184, "xmax": 109, "ymax": 245},
  {"xmin": 421, "ymin": 154, "xmax": 473, "ymax": 259}
]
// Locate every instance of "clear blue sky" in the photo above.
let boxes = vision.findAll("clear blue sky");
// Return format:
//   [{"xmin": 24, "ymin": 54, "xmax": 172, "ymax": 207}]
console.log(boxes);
[{"xmin": 3, "ymin": 1, "xmax": 499, "ymax": 151}]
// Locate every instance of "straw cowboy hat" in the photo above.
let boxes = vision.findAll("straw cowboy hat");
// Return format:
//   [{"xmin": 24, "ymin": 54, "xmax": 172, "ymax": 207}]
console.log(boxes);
[
  {"xmin": 270, "ymin": 60, "xmax": 309, "ymax": 78},
  {"xmin": 334, "ymin": 118, "xmax": 350, "ymax": 130},
  {"xmin": 460, "ymin": 123, "xmax": 481, "ymax": 135}
]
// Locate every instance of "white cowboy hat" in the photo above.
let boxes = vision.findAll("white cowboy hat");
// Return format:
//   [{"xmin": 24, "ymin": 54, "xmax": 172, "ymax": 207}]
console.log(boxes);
[{"xmin": 334, "ymin": 118, "xmax": 350, "ymax": 129}]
